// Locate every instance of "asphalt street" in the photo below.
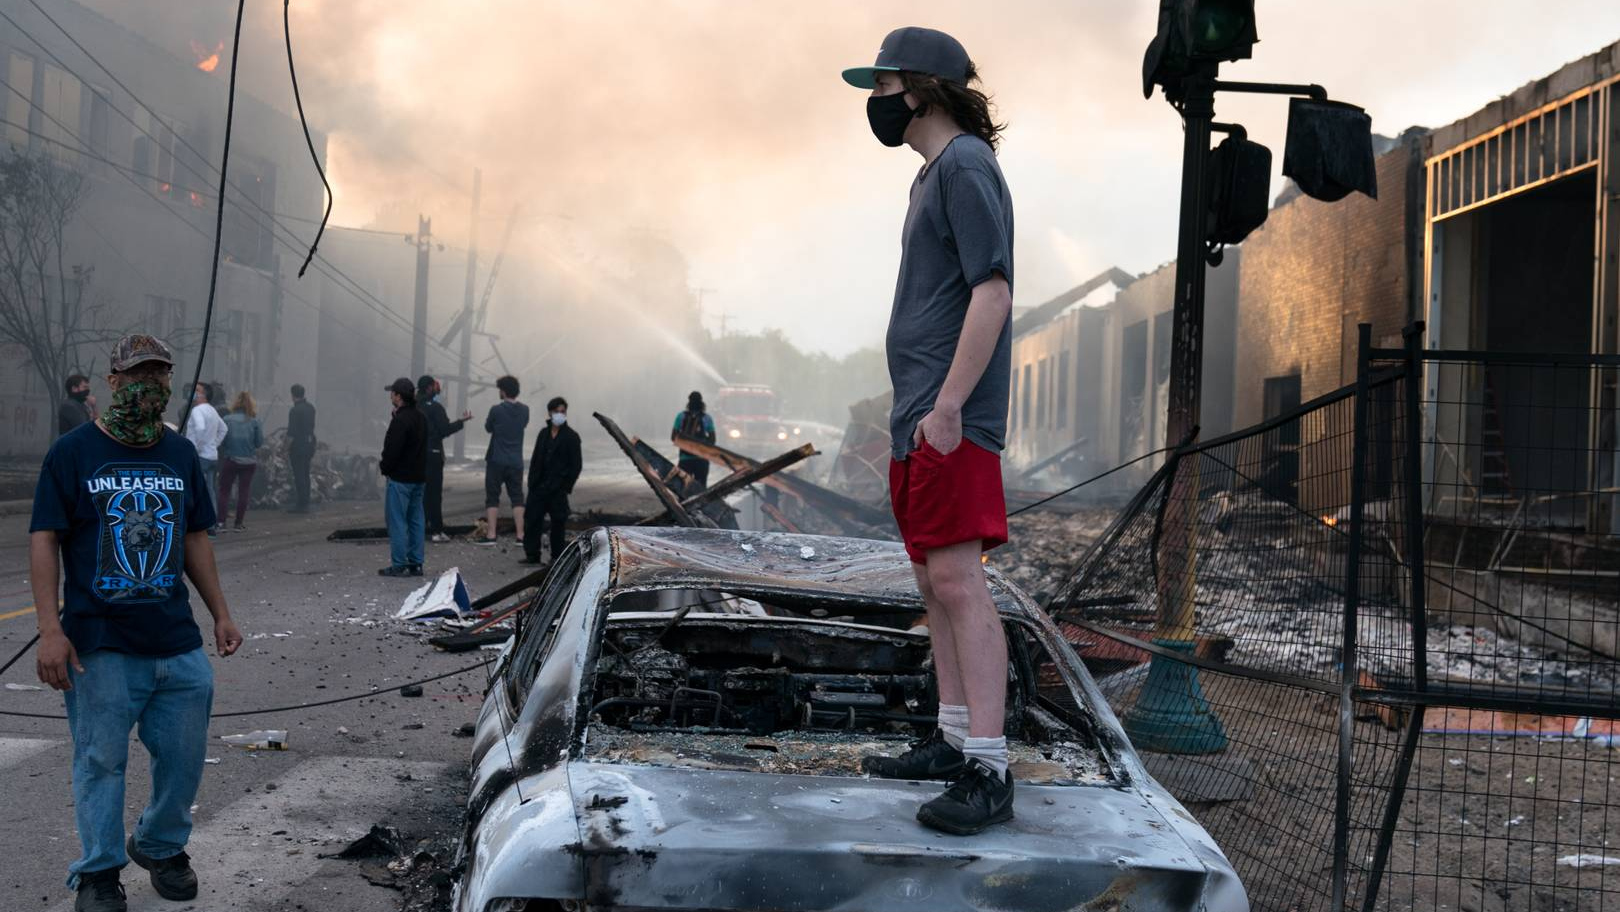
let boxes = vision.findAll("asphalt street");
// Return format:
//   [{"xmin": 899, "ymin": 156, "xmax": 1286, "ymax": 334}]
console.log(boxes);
[{"xmin": 0, "ymin": 461, "xmax": 657, "ymax": 912}]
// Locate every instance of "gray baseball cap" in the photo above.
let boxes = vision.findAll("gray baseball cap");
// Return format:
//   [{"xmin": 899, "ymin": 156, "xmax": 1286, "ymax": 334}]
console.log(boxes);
[{"xmin": 842, "ymin": 27, "xmax": 970, "ymax": 89}]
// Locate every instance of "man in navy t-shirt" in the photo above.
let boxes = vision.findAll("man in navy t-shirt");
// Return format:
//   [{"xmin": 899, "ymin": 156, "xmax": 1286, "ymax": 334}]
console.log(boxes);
[{"xmin": 29, "ymin": 334, "xmax": 243, "ymax": 912}]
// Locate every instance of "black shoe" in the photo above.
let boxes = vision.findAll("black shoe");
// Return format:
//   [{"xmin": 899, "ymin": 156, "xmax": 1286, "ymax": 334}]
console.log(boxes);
[
  {"xmin": 408, "ymin": 564, "xmax": 424, "ymax": 577},
  {"xmin": 378, "ymin": 565, "xmax": 412, "ymax": 577},
  {"xmin": 75, "ymin": 868, "xmax": 126, "ymax": 912},
  {"xmin": 127, "ymin": 835, "xmax": 198, "ymax": 901},
  {"xmin": 916, "ymin": 759, "xmax": 1015, "ymax": 836},
  {"xmin": 861, "ymin": 729, "xmax": 966, "ymax": 781}
]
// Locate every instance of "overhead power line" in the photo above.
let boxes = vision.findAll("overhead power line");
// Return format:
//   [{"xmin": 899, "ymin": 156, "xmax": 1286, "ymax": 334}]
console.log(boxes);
[{"xmin": 1, "ymin": 5, "xmax": 464, "ymax": 362}]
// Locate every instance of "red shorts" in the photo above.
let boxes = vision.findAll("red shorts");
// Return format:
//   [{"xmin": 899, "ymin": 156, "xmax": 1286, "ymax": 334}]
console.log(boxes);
[{"xmin": 889, "ymin": 439, "xmax": 1009, "ymax": 564}]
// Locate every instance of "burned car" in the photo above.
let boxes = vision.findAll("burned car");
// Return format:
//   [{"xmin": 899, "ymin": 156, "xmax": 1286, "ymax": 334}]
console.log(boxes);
[{"xmin": 456, "ymin": 527, "xmax": 1248, "ymax": 912}]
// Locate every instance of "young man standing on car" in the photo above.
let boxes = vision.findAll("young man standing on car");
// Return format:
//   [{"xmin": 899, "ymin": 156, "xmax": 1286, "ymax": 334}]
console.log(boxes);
[
  {"xmin": 30, "ymin": 334, "xmax": 243, "ymax": 912},
  {"xmin": 844, "ymin": 27, "xmax": 1017, "ymax": 835}
]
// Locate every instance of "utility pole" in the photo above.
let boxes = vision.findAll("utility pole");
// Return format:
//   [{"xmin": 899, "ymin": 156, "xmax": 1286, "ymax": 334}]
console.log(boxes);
[
  {"xmin": 455, "ymin": 170, "xmax": 482, "ymax": 460},
  {"xmin": 411, "ymin": 214, "xmax": 432, "ymax": 380}
]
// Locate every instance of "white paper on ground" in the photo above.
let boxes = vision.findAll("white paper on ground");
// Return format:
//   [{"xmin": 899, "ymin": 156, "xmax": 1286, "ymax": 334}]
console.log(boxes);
[{"xmin": 393, "ymin": 567, "xmax": 471, "ymax": 620}]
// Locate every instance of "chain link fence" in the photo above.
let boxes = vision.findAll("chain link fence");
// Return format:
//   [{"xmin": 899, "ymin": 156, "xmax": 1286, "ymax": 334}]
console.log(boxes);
[{"xmin": 1050, "ymin": 324, "xmax": 1619, "ymax": 911}]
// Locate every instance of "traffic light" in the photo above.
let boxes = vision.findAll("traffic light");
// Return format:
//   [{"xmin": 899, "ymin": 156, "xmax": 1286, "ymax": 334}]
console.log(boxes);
[
  {"xmin": 1282, "ymin": 98, "xmax": 1379, "ymax": 202},
  {"xmin": 1205, "ymin": 134, "xmax": 1271, "ymax": 255},
  {"xmin": 1142, "ymin": 0, "xmax": 1259, "ymax": 98}
]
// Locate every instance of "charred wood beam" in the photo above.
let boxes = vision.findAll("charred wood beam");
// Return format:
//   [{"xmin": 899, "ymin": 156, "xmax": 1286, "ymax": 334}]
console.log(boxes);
[
  {"xmin": 757, "ymin": 496, "xmax": 801, "ymax": 533},
  {"xmin": 634, "ymin": 443, "xmax": 818, "ymax": 526},
  {"xmin": 672, "ymin": 434, "xmax": 895, "ymax": 533},
  {"xmin": 1018, "ymin": 437, "xmax": 1090, "ymax": 480},
  {"xmin": 594, "ymin": 412, "xmax": 699, "ymax": 527}
]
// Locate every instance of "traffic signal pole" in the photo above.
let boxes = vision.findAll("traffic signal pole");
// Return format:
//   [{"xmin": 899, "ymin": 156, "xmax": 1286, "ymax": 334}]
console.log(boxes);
[{"xmin": 1121, "ymin": 69, "xmax": 1229, "ymax": 755}]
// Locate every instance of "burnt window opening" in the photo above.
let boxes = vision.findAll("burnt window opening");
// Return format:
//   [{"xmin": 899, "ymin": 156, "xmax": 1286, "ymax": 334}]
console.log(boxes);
[
  {"xmin": 505, "ymin": 547, "xmax": 584, "ymax": 709},
  {"xmin": 577, "ymin": 590, "xmax": 1113, "ymax": 785},
  {"xmin": 1261, "ymin": 374, "xmax": 1302, "ymax": 503},
  {"xmin": 1057, "ymin": 350, "xmax": 1071, "ymax": 430}
]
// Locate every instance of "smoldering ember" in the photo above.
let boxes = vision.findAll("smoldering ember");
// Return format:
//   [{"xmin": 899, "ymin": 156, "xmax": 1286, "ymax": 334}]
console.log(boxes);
[{"xmin": 2, "ymin": 3, "xmax": 1619, "ymax": 912}]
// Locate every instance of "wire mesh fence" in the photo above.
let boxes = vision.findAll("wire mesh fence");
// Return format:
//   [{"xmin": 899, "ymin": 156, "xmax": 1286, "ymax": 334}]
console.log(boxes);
[{"xmin": 1051, "ymin": 323, "xmax": 1620, "ymax": 911}]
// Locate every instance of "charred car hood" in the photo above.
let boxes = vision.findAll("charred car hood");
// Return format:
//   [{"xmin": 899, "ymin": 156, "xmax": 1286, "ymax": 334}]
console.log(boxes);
[{"xmin": 561, "ymin": 762, "xmax": 1223, "ymax": 912}]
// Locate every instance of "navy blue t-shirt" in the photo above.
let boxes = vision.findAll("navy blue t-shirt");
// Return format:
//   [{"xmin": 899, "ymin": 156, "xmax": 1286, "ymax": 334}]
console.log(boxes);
[{"xmin": 29, "ymin": 423, "xmax": 216, "ymax": 656}]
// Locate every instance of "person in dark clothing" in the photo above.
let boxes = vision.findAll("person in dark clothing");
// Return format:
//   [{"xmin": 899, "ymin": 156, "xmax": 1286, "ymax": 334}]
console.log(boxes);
[
  {"xmin": 58, "ymin": 374, "xmax": 96, "ymax": 437},
  {"xmin": 286, "ymin": 384, "xmax": 317, "ymax": 513},
  {"xmin": 417, "ymin": 374, "xmax": 472, "ymax": 542},
  {"xmin": 522, "ymin": 396, "xmax": 582, "ymax": 566},
  {"xmin": 670, "ymin": 390, "xmax": 716, "ymax": 492},
  {"xmin": 482, "ymin": 375, "xmax": 529, "ymax": 545},
  {"xmin": 378, "ymin": 377, "xmax": 429, "ymax": 577}
]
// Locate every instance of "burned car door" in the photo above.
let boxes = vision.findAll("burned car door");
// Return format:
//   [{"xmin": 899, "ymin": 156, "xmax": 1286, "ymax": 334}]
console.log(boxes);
[{"xmin": 467, "ymin": 543, "xmax": 586, "ymax": 824}]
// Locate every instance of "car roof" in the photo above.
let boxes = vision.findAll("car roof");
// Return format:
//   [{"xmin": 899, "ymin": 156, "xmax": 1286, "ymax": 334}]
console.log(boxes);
[{"xmin": 605, "ymin": 527, "xmax": 1030, "ymax": 615}]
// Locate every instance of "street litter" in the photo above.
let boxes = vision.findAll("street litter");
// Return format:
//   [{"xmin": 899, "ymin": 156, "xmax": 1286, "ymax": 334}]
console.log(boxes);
[
  {"xmin": 221, "ymin": 730, "xmax": 289, "ymax": 750},
  {"xmin": 400, "ymin": 684, "xmax": 424, "ymax": 697},
  {"xmin": 203, "ymin": 757, "xmax": 221, "ymax": 765},
  {"xmin": 4, "ymin": 682, "xmax": 43, "ymax": 691},
  {"xmin": 394, "ymin": 568, "xmax": 471, "ymax": 621},
  {"xmin": 319, "ymin": 824, "xmax": 406, "ymax": 860},
  {"xmin": 1557, "ymin": 855, "xmax": 1620, "ymax": 868}
]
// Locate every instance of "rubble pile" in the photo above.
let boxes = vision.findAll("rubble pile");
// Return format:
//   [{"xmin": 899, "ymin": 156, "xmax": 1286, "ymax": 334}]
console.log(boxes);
[
  {"xmin": 993, "ymin": 508, "xmax": 1116, "ymax": 602},
  {"xmin": 582, "ymin": 723, "xmax": 1110, "ymax": 784},
  {"xmin": 251, "ymin": 430, "xmax": 381, "ymax": 508}
]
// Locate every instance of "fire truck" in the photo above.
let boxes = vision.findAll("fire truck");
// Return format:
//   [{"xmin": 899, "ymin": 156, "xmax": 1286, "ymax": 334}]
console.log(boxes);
[{"xmin": 714, "ymin": 384, "xmax": 794, "ymax": 459}]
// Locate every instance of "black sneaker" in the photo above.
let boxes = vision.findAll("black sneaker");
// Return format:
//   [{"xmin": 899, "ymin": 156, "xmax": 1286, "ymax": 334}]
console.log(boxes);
[
  {"xmin": 75, "ymin": 868, "xmax": 126, "ymax": 912},
  {"xmin": 127, "ymin": 835, "xmax": 198, "ymax": 901},
  {"xmin": 860, "ymin": 729, "xmax": 966, "ymax": 781},
  {"xmin": 378, "ymin": 565, "xmax": 412, "ymax": 577},
  {"xmin": 408, "ymin": 564, "xmax": 424, "ymax": 577},
  {"xmin": 916, "ymin": 759, "xmax": 1015, "ymax": 836}
]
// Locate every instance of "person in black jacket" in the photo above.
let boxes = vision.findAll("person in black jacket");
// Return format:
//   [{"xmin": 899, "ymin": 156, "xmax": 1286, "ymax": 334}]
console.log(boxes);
[
  {"xmin": 522, "ymin": 396, "xmax": 583, "ymax": 565},
  {"xmin": 417, "ymin": 375, "xmax": 471, "ymax": 541},
  {"xmin": 286, "ymin": 384, "xmax": 317, "ymax": 513},
  {"xmin": 378, "ymin": 377, "xmax": 429, "ymax": 577}
]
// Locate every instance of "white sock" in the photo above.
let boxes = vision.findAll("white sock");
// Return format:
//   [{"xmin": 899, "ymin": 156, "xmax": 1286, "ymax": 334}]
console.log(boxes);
[
  {"xmin": 937, "ymin": 704, "xmax": 970, "ymax": 750},
  {"xmin": 962, "ymin": 736, "xmax": 1009, "ymax": 778}
]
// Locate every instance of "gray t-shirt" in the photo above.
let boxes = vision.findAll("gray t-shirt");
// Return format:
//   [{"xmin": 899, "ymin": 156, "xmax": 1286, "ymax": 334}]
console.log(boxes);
[
  {"xmin": 484, "ymin": 399, "xmax": 530, "ymax": 468},
  {"xmin": 886, "ymin": 135, "xmax": 1014, "ymax": 460}
]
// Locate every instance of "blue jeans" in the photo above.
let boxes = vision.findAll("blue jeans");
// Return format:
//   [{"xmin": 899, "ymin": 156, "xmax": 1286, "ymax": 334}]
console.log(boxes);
[
  {"xmin": 198, "ymin": 457, "xmax": 219, "ymax": 525},
  {"xmin": 386, "ymin": 479, "xmax": 425, "ymax": 568},
  {"xmin": 63, "ymin": 648, "xmax": 214, "ymax": 886}
]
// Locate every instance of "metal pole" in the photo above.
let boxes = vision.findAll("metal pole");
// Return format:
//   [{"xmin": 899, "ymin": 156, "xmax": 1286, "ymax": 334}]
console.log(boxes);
[
  {"xmin": 1121, "ymin": 69, "xmax": 1228, "ymax": 754},
  {"xmin": 1334, "ymin": 322, "xmax": 1375, "ymax": 909},
  {"xmin": 455, "ymin": 170, "xmax": 481, "ymax": 460},
  {"xmin": 411, "ymin": 214, "xmax": 432, "ymax": 380}
]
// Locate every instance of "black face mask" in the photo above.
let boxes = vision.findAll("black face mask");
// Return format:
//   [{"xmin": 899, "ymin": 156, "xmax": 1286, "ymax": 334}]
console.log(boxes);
[
  {"xmin": 866, "ymin": 92, "xmax": 920, "ymax": 147},
  {"xmin": 70, "ymin": 388, "xmax": 90, "ymax": 402}
]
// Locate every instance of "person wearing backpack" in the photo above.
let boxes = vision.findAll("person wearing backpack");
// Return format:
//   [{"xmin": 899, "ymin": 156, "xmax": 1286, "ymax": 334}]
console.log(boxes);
[
  {"xmin": 670, "ymin": 390, "xmax": 716, "ymax": 491},
  {"xmin": 216, "ymin": 392, "xmax": 264, "ymax": 532}
]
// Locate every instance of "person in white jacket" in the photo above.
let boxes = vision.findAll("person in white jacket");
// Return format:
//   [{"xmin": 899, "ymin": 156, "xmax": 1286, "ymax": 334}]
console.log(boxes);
[{"xmin": 182, "ymin": 383, "xmax": 228, "ymax": 535}]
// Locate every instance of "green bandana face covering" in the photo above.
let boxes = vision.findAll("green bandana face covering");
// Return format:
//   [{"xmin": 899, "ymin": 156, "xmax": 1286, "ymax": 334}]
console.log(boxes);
[{"xmin": 102, "ymin": 378, "xmax": 172, "ymax": 446}]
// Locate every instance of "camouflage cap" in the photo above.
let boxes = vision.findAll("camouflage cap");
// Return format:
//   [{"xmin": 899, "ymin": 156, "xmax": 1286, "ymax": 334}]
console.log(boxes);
[{"xmin": 109, "ymin": 333, "xmax": 175, "ymax": 372}]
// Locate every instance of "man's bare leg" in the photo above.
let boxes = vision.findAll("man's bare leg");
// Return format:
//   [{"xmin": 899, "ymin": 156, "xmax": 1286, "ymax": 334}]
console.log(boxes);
[
  {"xmin": 921, "ymin": 540, "xmax": 1006, "ymax": 738},
  {"xmin": 484, "ymin": 506, "xmax": 499, "ymax": 541},
  {"xmin": 512, "ymin": 505, "xmax": 526, "ymax": 543},
  {"xmin": 914, "ymin": 566, "xmax": 967, "ymax": 708}
]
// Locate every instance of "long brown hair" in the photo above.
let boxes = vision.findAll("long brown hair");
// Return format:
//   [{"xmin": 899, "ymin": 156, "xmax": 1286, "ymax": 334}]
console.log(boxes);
[
  {"xmin": 901, "ymin": 62, "xmax": 1006, "ymax": 152},
  {"xmin": 231, "ymin": 390, "xmax": 257, "ymax": 418}
]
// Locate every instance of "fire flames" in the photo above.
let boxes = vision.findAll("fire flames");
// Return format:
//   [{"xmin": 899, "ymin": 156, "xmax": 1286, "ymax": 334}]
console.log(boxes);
[{"xmin": 190, "ymin": 40, "xmax": 223, "ymax": 73}]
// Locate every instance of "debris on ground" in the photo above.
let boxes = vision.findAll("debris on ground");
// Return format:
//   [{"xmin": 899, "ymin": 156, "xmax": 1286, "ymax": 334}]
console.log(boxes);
[
  {"xmin": 320, "ymin": 824, "xmax": 407, "ymax": 860},
  {"xmin": 220, "ymin": 730, "xmax": 289, "ymax": 750},
  {"xmin": 399, "ymin": 683, "xmax": 424, "ymax": 697},
  {"xmin": 251, "ymin": 430, "xmax": 381, "ymax": 508}
]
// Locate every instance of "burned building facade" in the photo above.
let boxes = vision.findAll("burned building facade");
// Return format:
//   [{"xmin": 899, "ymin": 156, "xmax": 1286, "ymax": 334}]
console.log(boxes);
[
  {"xmin": 0, "ymin": 0, "xmax": 326, "ymax": 457},
  {"xmin": 999, "ymin": 40, "xmax": 1620, "ymax": 531}
]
